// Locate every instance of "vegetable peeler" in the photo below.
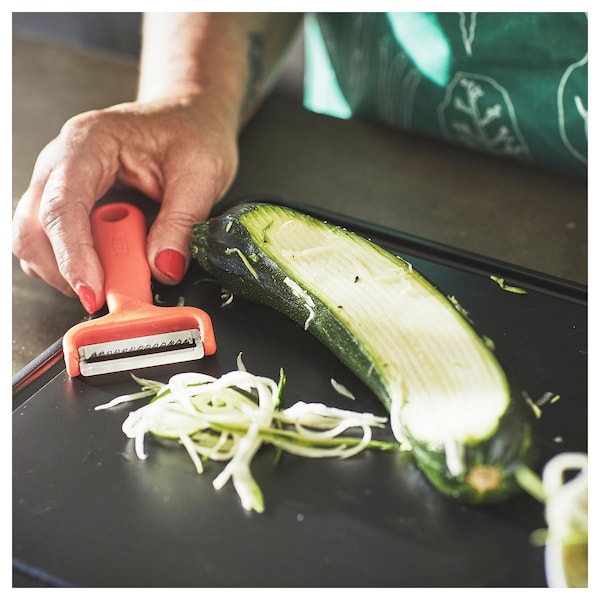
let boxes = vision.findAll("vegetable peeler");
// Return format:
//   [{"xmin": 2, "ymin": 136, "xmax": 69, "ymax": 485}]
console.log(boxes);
[{"xmin": 63, "ymin": 202, "xmax": 216, "ymax": 377}]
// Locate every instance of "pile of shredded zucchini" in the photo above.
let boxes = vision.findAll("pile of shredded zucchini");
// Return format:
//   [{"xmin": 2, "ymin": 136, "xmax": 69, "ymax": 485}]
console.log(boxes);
[
  {"xmin": 96, "ymin": 359, "xmax": 394, "ymax": 513},
  {"xmin": 517, "ymin": 452, "xmax": 588, "ymax": 587}
]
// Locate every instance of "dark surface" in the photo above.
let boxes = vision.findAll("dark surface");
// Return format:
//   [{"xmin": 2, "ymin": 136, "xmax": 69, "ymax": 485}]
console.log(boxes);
[{"xmin": 13, "ymin": 199, "xmax": 587, "ymax": 588}]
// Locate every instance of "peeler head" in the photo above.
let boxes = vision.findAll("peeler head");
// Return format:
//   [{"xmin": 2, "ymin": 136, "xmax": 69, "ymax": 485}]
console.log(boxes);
[{"xmin": 63, "ymin": 304, "xmax": 217, "ymax": 377}]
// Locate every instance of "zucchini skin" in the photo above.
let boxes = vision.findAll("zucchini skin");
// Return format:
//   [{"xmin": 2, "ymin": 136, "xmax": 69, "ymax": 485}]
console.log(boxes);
[
  {"xmin": 406, "ymin": 392, "xmax": 538, "ymax": 504},
  {"xmin": 191, "ymin": 202, "xmax": 538, "ymax": 504}
]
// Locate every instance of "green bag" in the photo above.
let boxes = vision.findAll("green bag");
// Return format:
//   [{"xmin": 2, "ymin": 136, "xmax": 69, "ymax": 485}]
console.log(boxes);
[{"xmin": 304, "ymin": 13, "xmax": 587, "ymax": 176}]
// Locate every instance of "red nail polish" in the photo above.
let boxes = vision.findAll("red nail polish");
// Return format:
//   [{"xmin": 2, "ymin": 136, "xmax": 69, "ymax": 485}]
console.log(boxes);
[
  {"xmin": 76, "ymin": 283, "xmax": 97, "ymax": 314},
  {"xmin": 155, "ymin": 248, "xmax": 185, "ymax": 282}
]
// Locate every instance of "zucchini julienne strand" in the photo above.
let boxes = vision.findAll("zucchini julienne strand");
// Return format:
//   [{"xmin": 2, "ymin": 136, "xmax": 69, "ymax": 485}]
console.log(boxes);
[{"xmin": 191, "ymin": 202, "xmax": 538, "ymax": 504}]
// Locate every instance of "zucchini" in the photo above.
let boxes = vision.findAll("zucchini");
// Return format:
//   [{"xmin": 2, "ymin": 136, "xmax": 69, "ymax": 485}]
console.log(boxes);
[{"xmin": 191, "ymin": 202, "xmax": 537, "ymax": 504}]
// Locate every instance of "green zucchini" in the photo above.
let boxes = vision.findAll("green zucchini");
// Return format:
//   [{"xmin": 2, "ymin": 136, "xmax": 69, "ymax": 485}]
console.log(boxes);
[{"xmin": 191, "ymin": 202, "xmax": 537, "ymax": 504}]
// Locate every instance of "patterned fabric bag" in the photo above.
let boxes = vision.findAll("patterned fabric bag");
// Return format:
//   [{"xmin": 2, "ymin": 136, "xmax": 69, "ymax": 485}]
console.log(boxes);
[{"xmin": 304, "ymin": 13, "xmax": 587, "ymax": 176}]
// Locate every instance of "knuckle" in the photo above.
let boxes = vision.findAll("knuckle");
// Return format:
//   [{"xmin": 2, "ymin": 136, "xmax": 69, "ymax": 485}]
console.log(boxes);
[
  {"xmin": 59, "ymin": 109, "xmax": 105, "ymax": 139},
  {"xmin": 38, "ymin": 182, "xmax": 89, "ymax": 235},
  {"xmin": 38, "ymin": 197, "xmax": 89, "ymax": 274},
  {"xmin": 192, "ymin": 147, "xmax": 239, "ymax": 197},
  {"xmin": 38, "ymin": 191, "xmax": 68, "ymax": 232},
  {"xmin": 12, "ymin": 210, "xmax": 41, "ymax": 260},
  {"xmin": 12, "ymin": 230, "xmax": 31, "ymax": 261},
  {"xmin": 18, "ymin": 259, "xmax": 38, "ymax": 278},
  {"xmin": 59, "ymin": 110, "xmax": 121, "ymax": 168},
  {"xmin": 159, "ymin": 208, "xmax": 197, "ymax": 235}
]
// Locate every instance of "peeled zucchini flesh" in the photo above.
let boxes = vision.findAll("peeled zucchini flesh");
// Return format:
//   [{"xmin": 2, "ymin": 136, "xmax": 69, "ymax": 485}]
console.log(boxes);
[{"xmin": 191, "ymin": 202, "xmax": 537, "ymax": 504}]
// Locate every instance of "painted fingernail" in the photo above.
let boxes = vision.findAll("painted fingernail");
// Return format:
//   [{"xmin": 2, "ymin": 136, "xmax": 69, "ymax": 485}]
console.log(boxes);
[
  {"xmin": 155, "ymin": 248, "xmax": 186, "ymax": 282},
  {"xmin": 75, "ymin": 283, "xmax": 97, "ymax": 314}
]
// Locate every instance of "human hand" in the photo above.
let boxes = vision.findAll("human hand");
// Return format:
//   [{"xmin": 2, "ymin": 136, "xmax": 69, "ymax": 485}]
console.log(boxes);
[{"xmin": 12, "ymin": 94, "xmax": 239, "ymax": 313}]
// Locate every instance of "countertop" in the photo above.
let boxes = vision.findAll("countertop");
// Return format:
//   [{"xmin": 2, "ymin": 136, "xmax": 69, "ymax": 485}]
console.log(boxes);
[{"xmin": 12, "ymin": 34, "xmax": 588, "ymax": 376}]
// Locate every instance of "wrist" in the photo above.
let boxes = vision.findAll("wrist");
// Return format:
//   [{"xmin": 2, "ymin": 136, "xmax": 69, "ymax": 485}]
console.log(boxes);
[{"xmin": 137, "ymin": 14, "xmax": 249, "ymax": 127}]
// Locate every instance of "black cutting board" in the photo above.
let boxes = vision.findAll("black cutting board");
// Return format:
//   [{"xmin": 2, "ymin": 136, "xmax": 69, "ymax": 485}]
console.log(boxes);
[{"xmin": 13, "ymin": 197, "xmax": 587, "ymax": 587}]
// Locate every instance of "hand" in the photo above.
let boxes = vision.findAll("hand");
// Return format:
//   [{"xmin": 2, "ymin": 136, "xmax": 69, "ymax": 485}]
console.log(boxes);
[{"xmin": 12, "ymin": 93, "xmax": 239, "ymax": 313}]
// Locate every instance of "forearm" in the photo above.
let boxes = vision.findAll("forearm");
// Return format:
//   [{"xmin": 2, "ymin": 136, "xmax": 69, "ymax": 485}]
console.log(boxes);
[{"xmin": 137, "ymin": 12, "xmax": 302, "ymax": 130}]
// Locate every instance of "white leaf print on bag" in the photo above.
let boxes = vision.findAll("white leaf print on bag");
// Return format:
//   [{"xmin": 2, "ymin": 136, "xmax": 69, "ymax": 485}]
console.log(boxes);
[
  {"xmin": 458, "ymin": 12, "xmax": 477, "ymax": 56},
  {"xmin": 438, "ymin": 72, "xmax": 531, "ymax": 160},
  {"xmin": 558, "ymin": 52, "xmax": 587, "ymax": 167}
]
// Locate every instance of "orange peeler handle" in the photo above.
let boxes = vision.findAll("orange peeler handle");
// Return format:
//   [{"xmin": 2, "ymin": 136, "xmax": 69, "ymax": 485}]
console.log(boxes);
[{"xmin": 91, "ymin": 202, "xmax": 153, "ymax": 312}]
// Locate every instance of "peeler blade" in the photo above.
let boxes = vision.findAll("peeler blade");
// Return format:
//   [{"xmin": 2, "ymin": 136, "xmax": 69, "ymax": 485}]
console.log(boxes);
[{"xmin": 78, "ymin": 329, "xmax": 205, "ymax": 377}]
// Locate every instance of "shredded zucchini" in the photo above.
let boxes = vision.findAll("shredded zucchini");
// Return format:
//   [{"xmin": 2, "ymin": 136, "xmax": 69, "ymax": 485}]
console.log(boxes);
[
  {"xmin": 225, "ymin": 247, "xmax": 259, "ymax": 279},
  {"xmin": 490, "ymin": 275, "xmax": 528, "ymax": 295},
  {"xmin": 96, "ymin": 368, "xmax": 395, "ymax": 513},
  {"xmin": 330, "ymin": 378, "xmax": 356, "ymax": 400},
  {"xmin": 517, "ymin": 453, "xmax": 588, "ymax": 588}
]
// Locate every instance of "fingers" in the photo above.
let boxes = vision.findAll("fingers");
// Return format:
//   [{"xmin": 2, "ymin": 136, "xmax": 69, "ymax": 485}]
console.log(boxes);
[
  {"xmin": 147, "ymin": 147, "xmax": 239, "ymax": 285},
  {"xmin": 12, "ymin": 151, "xmax": 74, "ymax": 296},
  {"xmin": 38, "ymin": 166, "xmax": 105, "ymax": 311},
  {"xmin": 147, "ymin": 176, "xmax": 222, "ymax": 284},
  {"xmin": 14, "ymin": 172, "xmax": 105, "ymax": 310},
  {"xmin": 12, "ymin": 202, "xmax": 76, "ymax": 297},
  {"xmin": 12, "ymin": 112, "xmax": 119, "ymax": 312}
]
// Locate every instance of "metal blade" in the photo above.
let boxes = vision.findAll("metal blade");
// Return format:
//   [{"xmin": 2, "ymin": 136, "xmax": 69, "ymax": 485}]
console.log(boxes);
[{"xmin": 78, "ymin": 329, "xmax": 205, "ymax": 376}]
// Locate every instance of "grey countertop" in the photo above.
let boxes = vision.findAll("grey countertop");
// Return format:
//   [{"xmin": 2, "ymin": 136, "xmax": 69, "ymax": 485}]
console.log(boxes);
[{"xmin": 12, "ymin": 34, "xmax": 587, "ymax": 377}]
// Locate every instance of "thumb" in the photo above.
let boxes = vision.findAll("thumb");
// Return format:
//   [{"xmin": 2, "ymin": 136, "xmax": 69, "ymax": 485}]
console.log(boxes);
[{"xmin": 146, "ymin": 183, "xmax": 215, "ymax": 285}]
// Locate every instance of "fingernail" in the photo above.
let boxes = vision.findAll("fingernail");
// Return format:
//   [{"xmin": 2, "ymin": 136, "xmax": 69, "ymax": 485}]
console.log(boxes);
[
  {"xmin": 155, "ymin": 248, "xmax": 186, "ymax": 282},
  {"xmin": 75, "ymin": 283, "xmax": 97, "ymax": 314}
]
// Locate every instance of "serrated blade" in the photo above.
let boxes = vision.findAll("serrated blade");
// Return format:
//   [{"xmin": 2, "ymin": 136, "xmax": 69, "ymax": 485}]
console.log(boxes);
[{"xmin": 78, "ymin": 329, "xmax": 205, "ymax": 376}]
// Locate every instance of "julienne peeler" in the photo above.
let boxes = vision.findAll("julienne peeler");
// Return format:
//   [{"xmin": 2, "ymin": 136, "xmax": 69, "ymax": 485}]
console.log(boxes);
[{"xmin": 63, "ymin": 202, "xmax": 216, "ymax": 377}]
